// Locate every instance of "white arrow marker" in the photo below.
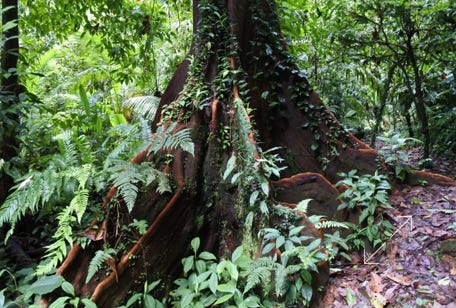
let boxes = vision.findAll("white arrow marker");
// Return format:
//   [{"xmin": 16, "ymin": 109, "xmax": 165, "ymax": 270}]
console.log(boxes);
[{"xmin": 364, "ymin": 215, "xmax": 413, "ymax": 264}]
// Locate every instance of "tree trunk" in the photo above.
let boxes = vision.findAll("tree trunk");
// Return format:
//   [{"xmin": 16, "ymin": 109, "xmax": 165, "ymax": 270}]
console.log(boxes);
[
  {"xmin": 0, "ymin": 0, "xmax": 21, "ymax": 203},
  {"xmin": 56, "ymin": 0, "xmax": 455, "ymax": 306},
  {"xmin": 371, "ymin": 63, "xmax": 396, "ymax": 147}
]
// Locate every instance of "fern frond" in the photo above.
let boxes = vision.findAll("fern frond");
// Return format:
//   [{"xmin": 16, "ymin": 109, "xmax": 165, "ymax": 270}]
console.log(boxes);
[
  {"xmin": 244, "ymin": 257, "xmax": 278, "ymax": 293},
  {"xmin": 0, "ymin": 173, "xmax": 46, "ymax": 241},
  {"xmin": 109, "ymin": 162, "xmax": 142, "ymax": 212},
  {"xmin": 104, "ymin": 122, "xmax": 153, "ymax": 168},
  {"xmin": 138, "ymin": 117, "xmax": 153, "ymax": 144},
  {"xmin": 124, "ymin": 95, "xmax": 160, "ymax": 121},
  {"xmin": 35, "ymin": 183, "xmax": 90, "ymax": 275},
  {"xmin": 315, "ymin": 220, "xmax": 349, "ymax": 230},
  {"xmin": 150, "ymin": 123, "xmax": 194, "ymax": 155},
  {"xmin": 36, "ymin": 204, "xmax": 76, "ymax": 275},
  {"xmin": 71, "ymin": 189, "xmax": 89, "ymax": 223},
  {"xmin": 53, "ymin": 132, "xmax": 78, "ymax": 167},
  {"xmin": 274, "ymin": 263, "xmax": 289, "ymax": 297},
  {"xmin": 66, "ymin": 164, "xmax": 93, "ymax": 189},
  {"xmin": 86, "ymin": 248, "xmax": 117, "ymax": 283},
  {"xmin": 147, "ymin": 167, "xmax": 171, "ymax": 194}
]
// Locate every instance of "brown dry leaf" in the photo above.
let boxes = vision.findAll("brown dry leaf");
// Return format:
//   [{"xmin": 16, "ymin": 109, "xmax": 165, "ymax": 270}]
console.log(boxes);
[
  {"xmin": 384, "ymin": 286, "xmax": 398, "ymax": 301},
  {"xmin": 451, "ymin": 267, "xmax": 456, "ymax": 276},
  {"xmin": 83, "ymin": 218, "xmax": 108, "ymax": 241},
  {"xmin": 385, "ymin": 272, "xmax": 412, "ymax": 286},
  {"xmin": 371, "ymin": 292, "xmax": 387, "ymax": 308},
  {"xmin": 83, "ymin": 227, "xmax": 105, "ymax": 241},
  {"xmin": 369, "ymin": 272, "xmax": 384, "ymax": 293}
]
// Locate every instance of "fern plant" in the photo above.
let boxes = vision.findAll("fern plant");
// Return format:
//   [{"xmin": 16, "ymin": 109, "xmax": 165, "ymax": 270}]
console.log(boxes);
[{"xmin": 86, "ymin": 248, "xmax": 118, "ymax": 283}]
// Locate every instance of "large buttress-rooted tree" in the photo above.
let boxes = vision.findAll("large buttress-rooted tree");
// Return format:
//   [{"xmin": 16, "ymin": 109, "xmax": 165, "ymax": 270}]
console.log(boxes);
[{"xmin": 56, "ymin": 0, "xmax": 455, "ymax": 306}]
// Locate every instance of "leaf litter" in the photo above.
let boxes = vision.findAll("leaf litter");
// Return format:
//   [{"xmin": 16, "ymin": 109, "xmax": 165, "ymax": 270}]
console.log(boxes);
[{"xmin": 321, "ymin": 150, "xmax": 456, "ymax": 307}]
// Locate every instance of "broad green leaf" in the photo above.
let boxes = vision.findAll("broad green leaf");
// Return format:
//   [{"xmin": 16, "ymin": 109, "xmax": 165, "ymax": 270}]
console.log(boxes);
[
  {"xmin": 144, "ymin": 294, "xmax": 155, "ymax": 308},
  {"xmin": 49, "ymin": 296, "xmax": 69, "ymax": 308},
  {"xmin": 191, "ymin": 238, "xmax": 200, "ymax": 253},
  {"xmin": 209, "ymin": 272, "xmax": 218, "ymax": 294},
  {"xmin": 81, "ymin": 298, "xmax": 98, "ymax": 308},
  {"xmin": 275, "ymin": 235, "xmax": 285, "ymax": 249},
  {"xmin": 231, "ymin": 246, "xmax": 243, "ymax": 263},
  {"xmin": 249, "ymin": 190, "xmax": 259, "ymax": 206},
  {"xmin": 29, "ymin": 275, "xmax": 64, "ymax": 295},
  {"xmin": 183, "ymin": 256, "xmax": 194, "ymax": 274},
  {"xmin": 199, "ymin": 251, "xmax": 216, "ymax": 261},
  {"xmin": 289, "ymin": 226, "xmax": 305, "ymax": 237},
  {"xmin": 78, "ymin": 84, "xmax": 91, "ymax": 117},
  {"xmin": 262, "ymin": 242, "xmax": 275, "ymax": 255},
  {"xmin": 223, "ymin": 155, "xmax": 236, "ymax": 180},
  {"xmin": 214, "ymin": 293, "xmax": 234, "ymax": 305},
  {"xmin": 305, "ymin": 239, "xmax": 321, "ymax": 252},
  {"xmin": 260, "ymin": 180, "xmax": 269, "ymax": 196},
  {"xmin": 216, "ymin": 283, "xmax": 236, "ymax": 294},
  {"xmin": 126, "ymin": 293, "xmax": 141, "ymax": 307},
  {"xmin": 61, "ymin": 281, "xmax": 75, "ymax": 296}
]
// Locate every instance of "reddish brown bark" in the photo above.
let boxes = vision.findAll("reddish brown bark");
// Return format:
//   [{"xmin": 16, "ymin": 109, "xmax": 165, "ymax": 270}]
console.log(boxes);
[{"xmin": 56, "ymin": 0, "xmax": 455, "ymax": 306}]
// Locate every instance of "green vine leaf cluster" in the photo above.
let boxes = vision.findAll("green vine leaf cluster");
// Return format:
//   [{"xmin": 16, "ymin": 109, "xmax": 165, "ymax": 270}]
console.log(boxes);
[{"xmin": 336, "ymin": 170, "xmax": 394, "ymax": 249}]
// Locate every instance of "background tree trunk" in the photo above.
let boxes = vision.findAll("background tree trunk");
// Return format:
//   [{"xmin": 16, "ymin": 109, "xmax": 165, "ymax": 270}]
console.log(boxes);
[{"xmin": 1, "ymin": 0, "xmax": 21, "ymax": 203}]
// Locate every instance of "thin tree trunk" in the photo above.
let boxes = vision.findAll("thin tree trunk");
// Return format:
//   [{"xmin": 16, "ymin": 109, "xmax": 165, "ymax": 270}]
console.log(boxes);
[
  {"xmin": 371, "ymin": 63, "xmax": 396, "ymax": 147},
  {"xmin": 406, "ymin": 36, "xmax": 430, "ymax": 158},
  {"xmin": 0, "ymin": 0, "xmax": 21, "ymax": 203}
]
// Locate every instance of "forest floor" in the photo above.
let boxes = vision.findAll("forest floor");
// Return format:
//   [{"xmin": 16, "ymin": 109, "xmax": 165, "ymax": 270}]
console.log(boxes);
[{"xmin": 321, "ymin": 147, "xmax": 456, "ymax": 308}]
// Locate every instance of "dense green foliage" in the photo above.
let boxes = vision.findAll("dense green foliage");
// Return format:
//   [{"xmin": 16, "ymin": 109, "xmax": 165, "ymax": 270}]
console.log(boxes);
[
  {"xmin": 0, "ymin": 0, "xmax": 454, "ymax": 306},
  {"xmin": 278, "ymin": 0, "xmax": 456, "ymax": 155}
]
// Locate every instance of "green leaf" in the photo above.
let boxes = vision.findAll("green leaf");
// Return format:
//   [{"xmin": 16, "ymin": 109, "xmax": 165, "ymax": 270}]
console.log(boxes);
[
  {"xmin": 249, "ymin": 190, "xmax": 259, "ymax": 206},
  {"xmin": 199, "ymin": 251, "xmax": 216, "ymax": 261},
  {"xmin": 125, "ymin": 293, "xmax": 142, "ymax": 307},
  {"xmin": 61, "ymin": 281, "xmax": 75, "ymax": 296},
  {"xmin": 29, "ymin": 275, "xmax": 64, "ymax": 295},
  {"xmin": 289, "ymin": 226, "xmax": 304, "ymax": 237},
  {"xmin": 209, "ymin": 272, "xmax": 218, "ymax": 294},
  {"xmin": 262, "ymin": 242, "xmax": 275, "ymax": 255},
  {"xmin": 49, "ymin": 296, "xmax": 70, "ymax": 308},
  {"xmin": 181, "ymin": 292, "xmax": 194, "ymax": 307},
  {"xmin": 0, "ymin": 290, "xmax": 5, "ymax": 307},
  {"xmin": 144, "ymin": 294, "xmax": 155, "ymax": 308},
  {"xmin": 306, "ymin": 239, "xmax": 321, "ymax": 252},
  {"xmin": 183, "ymin": 256, "xmax": 194, "ymax": 274},
  {"xmin": 231, "ymin": 246, "xmax": 243, "ymax": 263},
  {"xmin": 226, "ymin": 262, "xmax": 239, "ymax": 281},
  {"xmin": 214, "ymin": 293, "xmax": 234, "ymax": 305},
  {"xmin": 109, "ymin": 114, "xmax": 128, "ymax": 127},
  {"xmin": 191, "ymin": 237, "xmax": 200, "ymax": 253},
  {"xmin": 243, "ymin": 295, "xmax": 261, "ymax": 307},
  {"xmin": 146, "ymin": 279, "xmax": 161, "ymax": 293},
  {"xmin": 216, "ymin": 283, "xmax": 236, "ymax": 294},
  {"xmin": 260, "ymin": 180, "xmax": 269, "ymax": 196},
  {"xmin": 276, "ymin": 236, "xmax": 285, "ymax": 249},
  {"xmin": 296, "ymin": 199, "xmax": 312, "ymax": 213},
  {"xmin": 223, "ymin": 155, "xmax": 236, "ymax": 180},
  {"xmin": 78, "ymin": 84, "xmax": 91, "ymax": 117},
  {"xmin": 81, "ymin": 298, "xmax": 98, "ymax": 308}
]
